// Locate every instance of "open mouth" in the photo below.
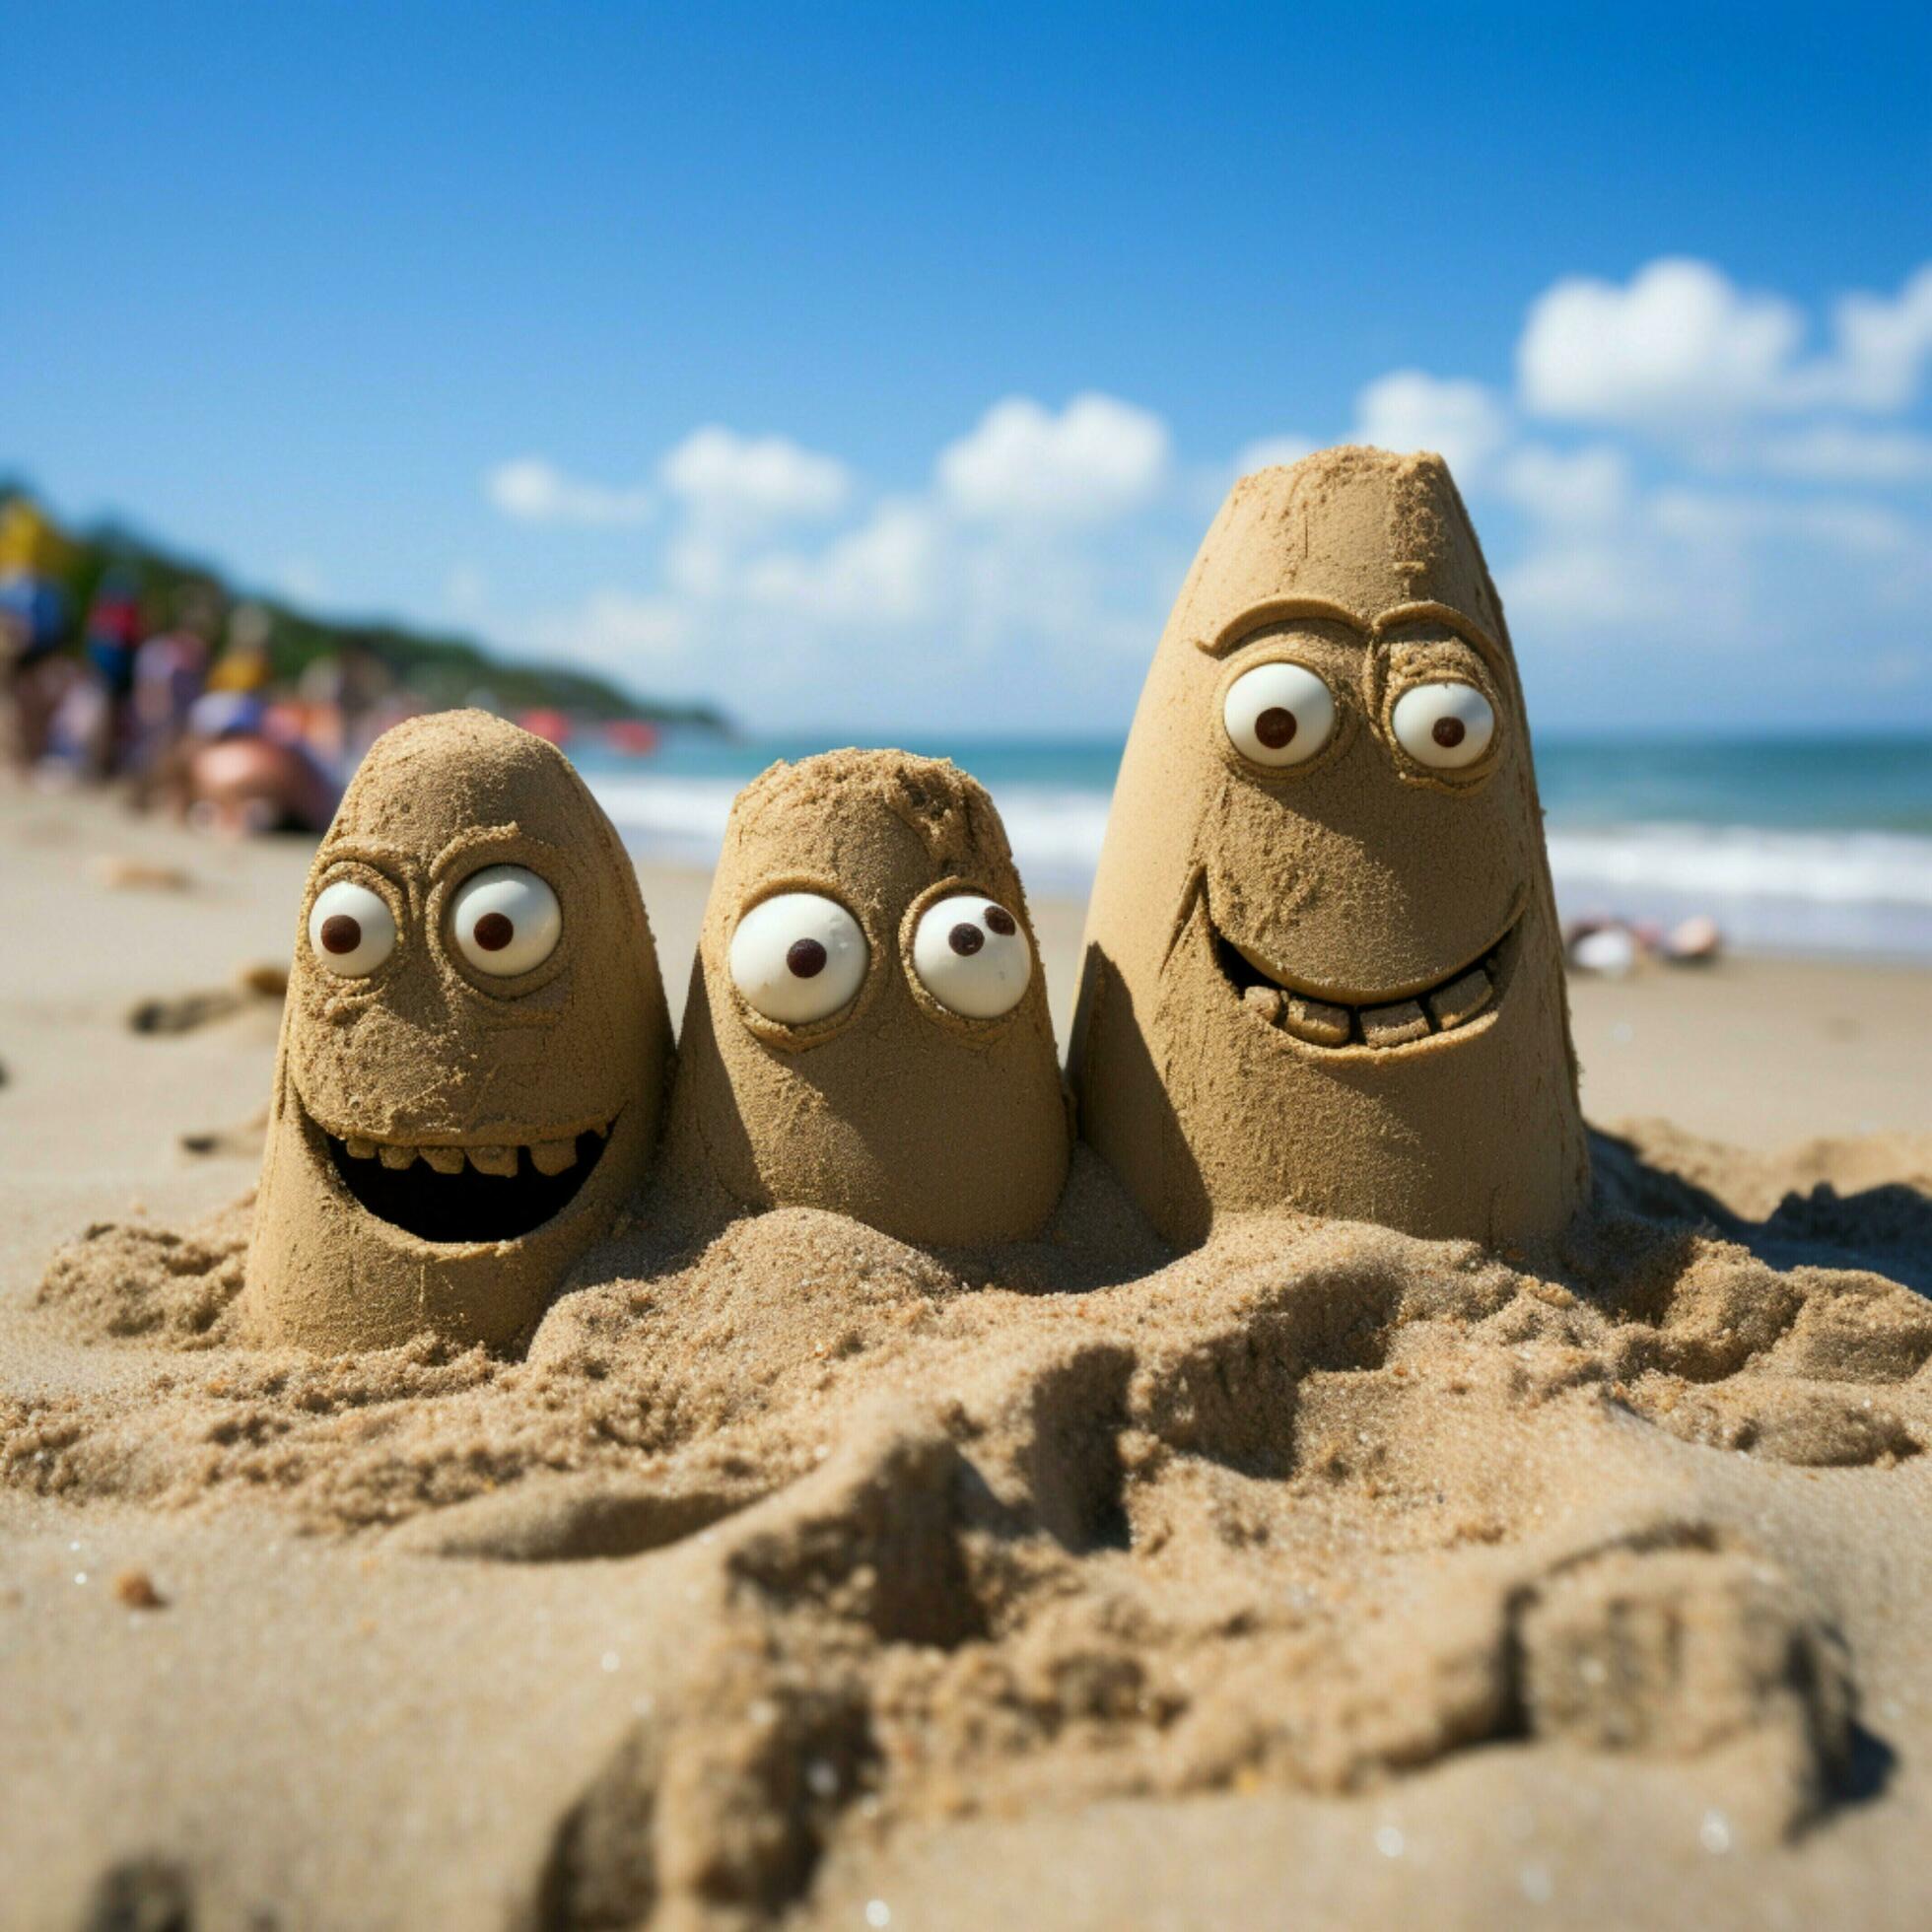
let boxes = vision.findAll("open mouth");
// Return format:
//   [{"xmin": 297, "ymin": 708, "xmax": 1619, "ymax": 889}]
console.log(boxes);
[
  {"xmin": 1209, "ymin": 909, "xmax": 1518, "ymax": 1052},
  {"xmin": 312, "ymin": 1107, "xmax": 615, "ymax": 1243}
]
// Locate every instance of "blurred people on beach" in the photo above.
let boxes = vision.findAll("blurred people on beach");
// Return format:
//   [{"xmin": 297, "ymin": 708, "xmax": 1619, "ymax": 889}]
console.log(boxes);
[
  {"xmin": 1, "ymin": 496, "xmax": 343, "ymax": 832},
  {"xmin": 0, "ymin": 498, "xmax": 76, "ymax": 772},
  {"xmin": 296, "ymin": 633, "xmax": 392, "ymax": 768},
  {"xmin": 0, "ymin": 490, "xmax": 666, "ymax": 843},
  {"xmin": 80, "ymin": 564, "xmax": 144, "ymax": 777}
]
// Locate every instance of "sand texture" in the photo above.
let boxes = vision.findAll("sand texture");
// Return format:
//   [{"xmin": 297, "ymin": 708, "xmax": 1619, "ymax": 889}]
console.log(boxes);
[{"xmin": 2, "ymin": 793, "xmax": 1930, "ymax": 1929}]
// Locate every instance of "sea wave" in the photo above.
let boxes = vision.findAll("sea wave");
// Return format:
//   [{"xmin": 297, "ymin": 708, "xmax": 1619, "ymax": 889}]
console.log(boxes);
[
  {"xmin": 586, "ymin": 775, "xmax": 1117, "ymax": 888},
  {"xmin": 587, "ymin": 774, "xmax": 1932, "ymax": 959},
  {"xmin": 1546, "ymin": 824, "xmax": 1932, "ymax": 909}
]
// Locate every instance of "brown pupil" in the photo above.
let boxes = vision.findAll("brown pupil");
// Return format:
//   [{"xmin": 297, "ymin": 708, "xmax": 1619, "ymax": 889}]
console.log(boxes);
[
  {"xmin": 1255, "ymin": 706, "xmax": 1297, "ymax": 749},
  {"xmin": 319, "ymin": 913, "xmax": 362, "ymax": 955},
  {"xmin": 473, "ymin": 911, "xmax": 516, "ymax": 952},
  {"xmin": 949, "ymin": 923, "xmax": 985, "ymax": 956},
  {"xmin": 1432, "ymin": 717, "xmax": 1467, "ymax": 749},
  {"xmin": 788, "ymin": 937, "xmax": 828, "ymax": 978},
  {"xmin": 984, "ymin": 905, "xmax": 1016, "ymax": 936}
]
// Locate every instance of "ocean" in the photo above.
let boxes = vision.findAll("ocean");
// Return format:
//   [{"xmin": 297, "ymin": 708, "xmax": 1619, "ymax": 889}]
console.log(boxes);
[{"xmin": 574, "ymin": 730, "xmax": 1932, "ymax": 962}]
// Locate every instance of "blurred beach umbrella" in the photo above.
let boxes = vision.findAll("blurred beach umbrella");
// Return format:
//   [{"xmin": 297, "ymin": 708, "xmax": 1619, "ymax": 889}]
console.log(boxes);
[{"xmin": 0, "ymin": 498, "xmax": 77, "ymax": 578}]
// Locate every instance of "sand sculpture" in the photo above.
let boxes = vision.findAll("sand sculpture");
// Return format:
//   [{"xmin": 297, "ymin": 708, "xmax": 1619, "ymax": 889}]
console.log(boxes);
[
  {"xmin": 243, "ymin": 710, "xmax": 672, "ymax": 1350},
  {"xmin": 665, "ymin": 749, "xmax": 1069, "ymax": 1243},
  {"xmin": 1070, "ymin": 446, "xmax": 1589, "ymax": 1248}
]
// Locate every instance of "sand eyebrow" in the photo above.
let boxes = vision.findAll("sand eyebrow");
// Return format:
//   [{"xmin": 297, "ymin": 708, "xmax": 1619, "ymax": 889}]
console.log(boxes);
[
  {"xmin": 1370, "ymin": 599, "xmax": 1506, "ymax": 669},
  {"xmin": 1195, "ymin": 596, "xmax": 1371, "ymax": 658}
]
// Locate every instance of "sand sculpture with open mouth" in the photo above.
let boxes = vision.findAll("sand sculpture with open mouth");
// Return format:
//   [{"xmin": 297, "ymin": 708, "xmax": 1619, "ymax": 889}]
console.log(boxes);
[
  {"xmin": 664, "ymin": 749, "xmax": 1070, "ymax": 1244},
  {"xmin": 242, "ymin": 709, "xmax": 673, "ymax": 1351},
  {"xmin": 1070, "ymin": 445, "xmax": 1589, "ymax": 1248}
]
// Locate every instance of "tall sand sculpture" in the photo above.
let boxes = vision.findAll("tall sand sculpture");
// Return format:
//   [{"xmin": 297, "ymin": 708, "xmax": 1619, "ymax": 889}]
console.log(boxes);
[
  {"xmin": 665, "ymin": 750, "xmax": 1069, "ymax": 1243},
  {"xmin": 244, "ymin": 711, "xmax": 672, "ymax": 1350},
  {"xmin": 1070, "ymin": 446, "xmax": 1589, "ymax": 1248}
]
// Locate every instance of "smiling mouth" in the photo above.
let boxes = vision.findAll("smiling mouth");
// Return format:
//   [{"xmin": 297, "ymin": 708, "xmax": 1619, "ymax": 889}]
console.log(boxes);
[
  {"xmin": 309, "ymin": 1104, "xmax": 616, "ymax": 1243},
  {"xmin": 1208, "ymin": 909, "xmax": 1518, "ymax": 1052}
]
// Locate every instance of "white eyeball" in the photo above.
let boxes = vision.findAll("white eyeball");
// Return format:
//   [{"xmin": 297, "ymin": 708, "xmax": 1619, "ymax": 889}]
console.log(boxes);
[
  {"xmin": 449, "ymin": 865, "xmax": 562, "ymax": 977},
  {"xmin": 1223, "ymin": 661, "xmax": 1336, "ymax": 767},
  {"xmin": 729, "ymin": 892, "xmax": 868, "ymax": 1025},
  {"xmin": 308, "ymin": 879, "xmax": 397, "ymax": 977},
  {"xmin": 1391, "ymin": 682, "xmax": 1495, "ymax": 770},
  {"xmin": 911, "ymin": 894, "xmax": 1032, "ymax": 1019}
]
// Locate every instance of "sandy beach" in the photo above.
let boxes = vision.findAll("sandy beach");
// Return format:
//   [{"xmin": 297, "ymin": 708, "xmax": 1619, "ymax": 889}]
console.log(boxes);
[{"xmin": 4, "ymin": 786, "xmax": 1930, "ymax": 1929}]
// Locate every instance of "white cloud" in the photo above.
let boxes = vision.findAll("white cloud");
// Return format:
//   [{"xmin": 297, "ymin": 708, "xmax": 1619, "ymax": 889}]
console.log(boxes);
[
  {"xmin": 659, "ymin": 427, "xmax": 850, "ymax": 526},
  {"xmin": 473, "ymin": 298, "xmax": 1932, "ymax": 732},
  {"xmin": 530, "ymin": 590, "xmax": 687, "ymax": 671},
  {"xmin": 1757, "ymin": 424, "xmax": 1932, "ymax": 483},
  {"xmin": 1352, "ymin": 370, "xmax": 1511, "ymax": 480},
  {"xmin": 1816, "ymin": 266, "xmax": 1932, "ymax": 411},
  {"xmin": 1500, "ymin": 464, "xmax": 1922, "ymax": 658},
  {"xmin": 1497, "ymin": 443, "xmax": 1632, "ymax": 528},
  {"xmin": 504, "ymin": 399, "xmax": 1180, "ymax": 724},
  {"xmin": 1645, "ymin": 487, "xmax": 1913, "ymax": 560},
  {"xmin": 739, "ymin": 499, "xmax": 940, "ymax": 626},
  {"xmin": 938, "ymin": 392, "xmax": 1170, "ymax": 523},
  {"xmin": 1518, "ymin": 257, "xmax": 1932, "ymax": 431},
  {"xmin": 487, "ymin": 457, "xmax": 656, "ymax": 527},
  {"xmin": 1519, "ymin": 258, "xmax": 1805, "ymax": 427}
]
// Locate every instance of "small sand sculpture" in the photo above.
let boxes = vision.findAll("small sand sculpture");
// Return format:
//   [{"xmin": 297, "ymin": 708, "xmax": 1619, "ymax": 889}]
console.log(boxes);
[
  {"xmin": 243, "ymin": 710, "xmax": 672, "ymax": 1350},
  {"xmin": 665, "ymin": 749, "xmax": 1069, "ymax": 1242},
  {"xmin": 1071, "ymin": 446, "xmax": 1589, "ymax": 1247}
]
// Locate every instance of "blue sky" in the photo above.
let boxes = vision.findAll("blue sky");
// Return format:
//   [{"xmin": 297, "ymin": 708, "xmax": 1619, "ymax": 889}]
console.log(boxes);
[{"xmin": 6, "ymin": 2, "xmax": 1931, "ymax": 733}]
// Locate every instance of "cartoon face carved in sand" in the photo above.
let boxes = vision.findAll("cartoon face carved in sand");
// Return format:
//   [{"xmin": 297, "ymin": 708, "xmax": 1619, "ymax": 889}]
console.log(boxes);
[
  {"xmin": 244, "ymin": 710, "xmax": 672, "ymax": 1351},
  {"xmin": 1070, "ymin": 447, "xmax": 1588, "ymax": 1248},
  {"xmin": 665, "ymin": 750, "xmax": 1069, "ymax": 1244}
]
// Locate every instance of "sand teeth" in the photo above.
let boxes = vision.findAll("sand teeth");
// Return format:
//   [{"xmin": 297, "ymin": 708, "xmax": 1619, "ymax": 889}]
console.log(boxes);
[
  {"xmin": 1282, "ymin": 994, "xmax": 1351, "ymax": 1047},
  {"xmin": 1225, "ymin": 918, "xmax": 1504, "ymax": 1050},
  {"xmin": 1361, "ymin": 1000, "xmax": 1430, "ymax": 1048},
  {"xmin": 1242, "ymin": 985, "xmax": 1284, "ymax": 1024},
  {"xmin": 529, "ymin": 1138, "xmax": 580, "ymax": 1176},
  {"xmin": 336, "ymin": 1121, "xmax": 609, "ymax": 1173},
  {"xmin": 1429, "ymin": 965, "xmax": 1493, "ymax": 1032}
]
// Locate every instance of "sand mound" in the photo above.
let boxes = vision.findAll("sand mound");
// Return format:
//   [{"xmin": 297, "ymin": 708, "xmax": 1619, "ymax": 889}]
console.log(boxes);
[{"xmin": 6, "ymin": 1126, "xmax": 1928, "ymax": 1924}]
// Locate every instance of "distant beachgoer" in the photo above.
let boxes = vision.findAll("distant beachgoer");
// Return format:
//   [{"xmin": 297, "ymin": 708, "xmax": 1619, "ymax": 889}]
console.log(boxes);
[
  {"xmin": 297, "ymin": 635, "xmax": 391, "ymax": 770},
  {"xmin": 0, "ymin": 569, "xmax": 73, "ymax": 773},
  {"xmin": 205, "ymin": 600, "xmax": 273, "ymax": 695},
  {"xmin": 130, "ymin": 615, "xmax": 211, "ymax": 778},
  {"xmin": 181, "ymin": 731, "xmax": 340, "ymax": 836},
  {"xmin": 159, "ymin": 682, "xmax": 340, "ymax": 835},
  {"xmin": 82, "ymin": 564, "xmax": 146, "ymax": 777}
]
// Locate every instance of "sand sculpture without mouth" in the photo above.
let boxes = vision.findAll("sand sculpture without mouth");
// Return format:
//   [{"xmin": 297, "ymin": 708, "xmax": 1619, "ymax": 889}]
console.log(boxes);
[
  {"xmin": 1070, "ymin": 445, "xmax": 1590, "ymax": 1248},
  {"xmin": 664, "ymin": 749, "xmax": 1070, "ymax": 1244},
  {"xmin": 242, "ymin": 710, "xmax": 672, "ymax": 1351}
]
